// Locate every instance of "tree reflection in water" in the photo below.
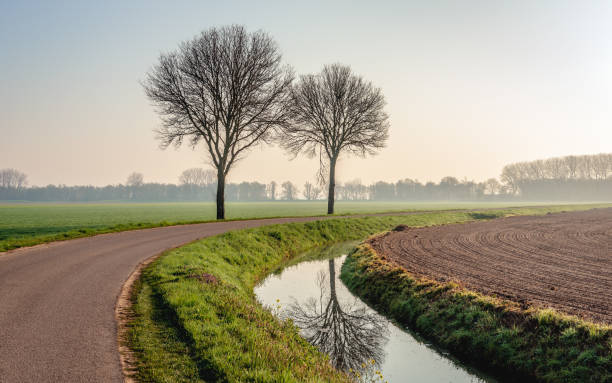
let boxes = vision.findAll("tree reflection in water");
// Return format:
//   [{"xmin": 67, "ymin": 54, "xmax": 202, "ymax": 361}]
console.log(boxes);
[{"xmin": 284, "ymin": 258, "xmax": 389, "ymax": 377}]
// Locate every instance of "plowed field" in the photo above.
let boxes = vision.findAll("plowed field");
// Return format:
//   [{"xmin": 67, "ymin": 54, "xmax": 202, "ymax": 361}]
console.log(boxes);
[{"xmin": 369, "ymin": 208, "xmax": 612, "ymax": 323}]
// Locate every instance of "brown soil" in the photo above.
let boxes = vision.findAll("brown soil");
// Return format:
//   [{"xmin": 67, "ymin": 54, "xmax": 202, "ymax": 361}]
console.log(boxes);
[{"xmin": 369, "ymin": 208, "xmax": 612, "ymax": 324}]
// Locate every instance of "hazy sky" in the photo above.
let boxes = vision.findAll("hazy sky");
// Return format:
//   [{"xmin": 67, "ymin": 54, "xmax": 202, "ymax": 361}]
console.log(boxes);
[{"xmin": 1, "ymin": 0, "xmax": 611, "ymax": 187}]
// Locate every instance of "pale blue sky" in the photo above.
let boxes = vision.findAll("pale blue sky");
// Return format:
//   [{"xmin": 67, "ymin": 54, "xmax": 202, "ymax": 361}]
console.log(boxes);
[{"xmin": 1, "ymin": 0, "xmax": 611, "ymax": 186}]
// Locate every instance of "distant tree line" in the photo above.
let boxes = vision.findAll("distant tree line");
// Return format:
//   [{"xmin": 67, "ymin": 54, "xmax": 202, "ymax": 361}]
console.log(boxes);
[
  {"xmin": 501, "ymin": 153, "xmax": 612, "ymax": 200},
  {"xmin": 2, "ymin": 153, "xmax": 609, "ymax": 202}
]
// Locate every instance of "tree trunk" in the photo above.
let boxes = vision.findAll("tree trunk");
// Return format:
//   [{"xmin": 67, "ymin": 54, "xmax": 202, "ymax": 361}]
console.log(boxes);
[
  {"xmin": 328, "ymin": 259, "xmax": 336, "ymax": 301},
  {"xmin": 216, "ymin": 172, "xmax": 225, "ymax": 220},
  {"xmin": 327, "ymin": 157, "xmax": 337, "ymax": 214}
]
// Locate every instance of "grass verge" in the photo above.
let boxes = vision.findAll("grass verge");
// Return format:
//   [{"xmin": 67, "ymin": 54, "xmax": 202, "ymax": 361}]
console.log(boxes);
[
  {"xmin": 340, "ymin": 244, "xmax": 612, "ymax": 383},
  {"xmin": 1, "ymin": 220, "xmax": 184, "ymax": 252},
  {"xmin": 125, "ymin": 205, "xmax": 604, "ymax": 382}
]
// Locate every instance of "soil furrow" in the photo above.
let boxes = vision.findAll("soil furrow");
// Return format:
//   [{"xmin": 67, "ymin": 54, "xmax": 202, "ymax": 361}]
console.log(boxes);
[{"xmin": 369, "ymin": 208, "xmax": 612, "ymax": 323}]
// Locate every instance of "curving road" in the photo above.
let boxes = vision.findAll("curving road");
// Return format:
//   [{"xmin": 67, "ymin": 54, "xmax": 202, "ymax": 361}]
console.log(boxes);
[{"xmin": 0, "ymin": 216, "xmax": 342, "ymax": 383}]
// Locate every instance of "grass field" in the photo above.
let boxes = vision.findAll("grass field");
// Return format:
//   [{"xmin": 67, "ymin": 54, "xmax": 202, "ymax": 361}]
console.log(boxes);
[{"xmin": 0, "ymin": 200, "xmax": 566, "ymax": 252}]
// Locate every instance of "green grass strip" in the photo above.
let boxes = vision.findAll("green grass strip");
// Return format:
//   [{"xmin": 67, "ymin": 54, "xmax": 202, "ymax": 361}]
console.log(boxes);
[
  {"xmin": 340, "ymin": 245, "xmax": 612, "ymax": 383},
  {"xmin": 128, "ymin": 276, "xmax": 206, "ymax": 382}
]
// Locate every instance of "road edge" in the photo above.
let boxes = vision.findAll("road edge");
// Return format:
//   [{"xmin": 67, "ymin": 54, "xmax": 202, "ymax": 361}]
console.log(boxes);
[{"xmin": 115, "ymin": 251, "xmax": 165, "ymax": 383}]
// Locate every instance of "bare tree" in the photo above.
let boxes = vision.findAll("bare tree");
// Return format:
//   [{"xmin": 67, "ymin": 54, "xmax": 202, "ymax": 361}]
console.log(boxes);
[
  {"xmin": 565, "ymin": 155, "xmax": 579, "ymax": 179},
  {"xmin": 592, "ymin": 154, "xmax": 610, "ymax": 180},
  {"xmin": 143, "ymin": 25, "xmax": 293, "ymax": 219},
  {"xmin": 303, "ymin": 181, "xmax": 314, "ymax": 200},
  {"xmin": 303, "ymin": 181, "xmax": 322, "ymax": 200},
  {"xmin": 126, "ymin": 172, "xmax": 144, "ymax": 187},
  {"xmin": 281, "ymin": 181, "xmax": 298, "ymax": 200},
  {"xmin": 577, "ymin": 156, "xmax": 594, "ymax": 179},
  {"xmin": 500, "ymin": 165, "xmax": 521, "ymax": 195},
  {"xmin": 267, "ymin": 181, "xmax": 277, "ymax": 201},
  {"xmin": 484, "ymin": 178, "xmax": 501, "ymax": 195},
  {"xmin": 0, "ymin": 169, "xmax": 28, "ymax": 190},
  {"xmin": 179, "ymin": 168, "xmax": 216, "ymax": 186},
  {"xmin": 280, "ymin": 64, "xmax": 389, "ymax": 214},
  {"xmin": 544, "ymin": 157, "xmax": 567, "ymax": 180},
  {"xmin": 126, "ymin": 172, "xmax": 143, "ymax": 200}
]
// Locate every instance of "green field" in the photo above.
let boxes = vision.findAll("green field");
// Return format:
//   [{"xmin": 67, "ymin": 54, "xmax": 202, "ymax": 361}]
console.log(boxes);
[{"xmin": 0, "ymin": 201, "xmax": 602, "ymax": 252}]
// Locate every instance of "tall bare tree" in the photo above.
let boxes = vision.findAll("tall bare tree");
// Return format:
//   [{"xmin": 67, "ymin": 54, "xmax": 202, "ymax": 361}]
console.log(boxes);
[
  {"xmin": 143, "ymin": 25, "xmax": 293, "ymax": 219},
  {"xmin": 280, "ymin": 64, "xmax": 389, "ymax": 214}
]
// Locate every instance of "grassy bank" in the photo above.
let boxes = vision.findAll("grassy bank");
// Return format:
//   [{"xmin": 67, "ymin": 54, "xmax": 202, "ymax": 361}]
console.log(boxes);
[
  {"xmin": 341, "ymin": 245, "xmax": 612, "ymax": 382},
  {"xmin": 0, "ymin": 201, "xmax": 584, "ymax": 252},
  {"xmin": 126, "ymin": 205, "xmax": 603, "ymax": 382}
]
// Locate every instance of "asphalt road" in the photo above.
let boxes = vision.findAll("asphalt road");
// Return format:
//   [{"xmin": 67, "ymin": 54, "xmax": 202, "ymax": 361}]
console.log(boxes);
[{"xmin": 0, "ymin": 216, "xmax": 334, "ymax": 383}]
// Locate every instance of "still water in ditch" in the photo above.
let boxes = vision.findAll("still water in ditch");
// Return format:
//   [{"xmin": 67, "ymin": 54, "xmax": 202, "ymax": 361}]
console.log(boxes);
[{"xmin": 254, "ymin": 242, "xmax": 494, "ymax": 383}]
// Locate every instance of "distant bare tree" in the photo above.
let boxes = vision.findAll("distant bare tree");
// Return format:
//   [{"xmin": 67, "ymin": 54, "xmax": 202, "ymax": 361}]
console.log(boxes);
[
  {"xmin": 577, "ymin": 156, "xmax": 594, "ymax": 179},
  {"xmin": 484, "ymin": 178, "xmax": 501, "ymax": 195},
  {"xmin": 565, "ymin": 155, "xmax": 579, "ymax": 179},
  {"xmin": 179, "ymin": 168, "xmax": 216, "ymax": 186},
  {"xmin": 0, "ymin": 169, "xmax": 28, "ymax": 190},
  {"xmin": 500, "ymin": 165, "xmax": 521, "ymax": 195},
  {"xmin": 126, "ymin": 172, "xmax": 143, "ymax": 200},
  {"xmin": 280, "ymin": 64, "xmax": 389, "ymax": 214},
  {"xmin": 143, "ymin": 25, "xmax": 293, "ymax": 219},
  {"xmin": 281, "ymin": 181, "xmax": 298, "ymax": 200},
  {"xmin": 592, "ymin": 154, "xmax": 610, "ymax": 180},
  {"xmin": 126, "ymin": 172, "xmax": 144, "ymax": 187},
  {"xmin": 267, "ymin": 181, "xmax": 277, "ymax": 201},
  {"xmin": 544, "ymin": 157, "xmax": 567, "ymax": 180},
  {"xmin": 303, "ymin": 181, "xmax": 314, "ymax": 200},
  {"xmin": 303, "ymin": 181, "xmax": 321, "ymax": 200}
]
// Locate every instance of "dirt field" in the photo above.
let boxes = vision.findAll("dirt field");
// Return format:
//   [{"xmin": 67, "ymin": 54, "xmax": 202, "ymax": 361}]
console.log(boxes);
[{"xmin": 369, "ymin": 208, "xmax": 612, "ymax": 323}]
